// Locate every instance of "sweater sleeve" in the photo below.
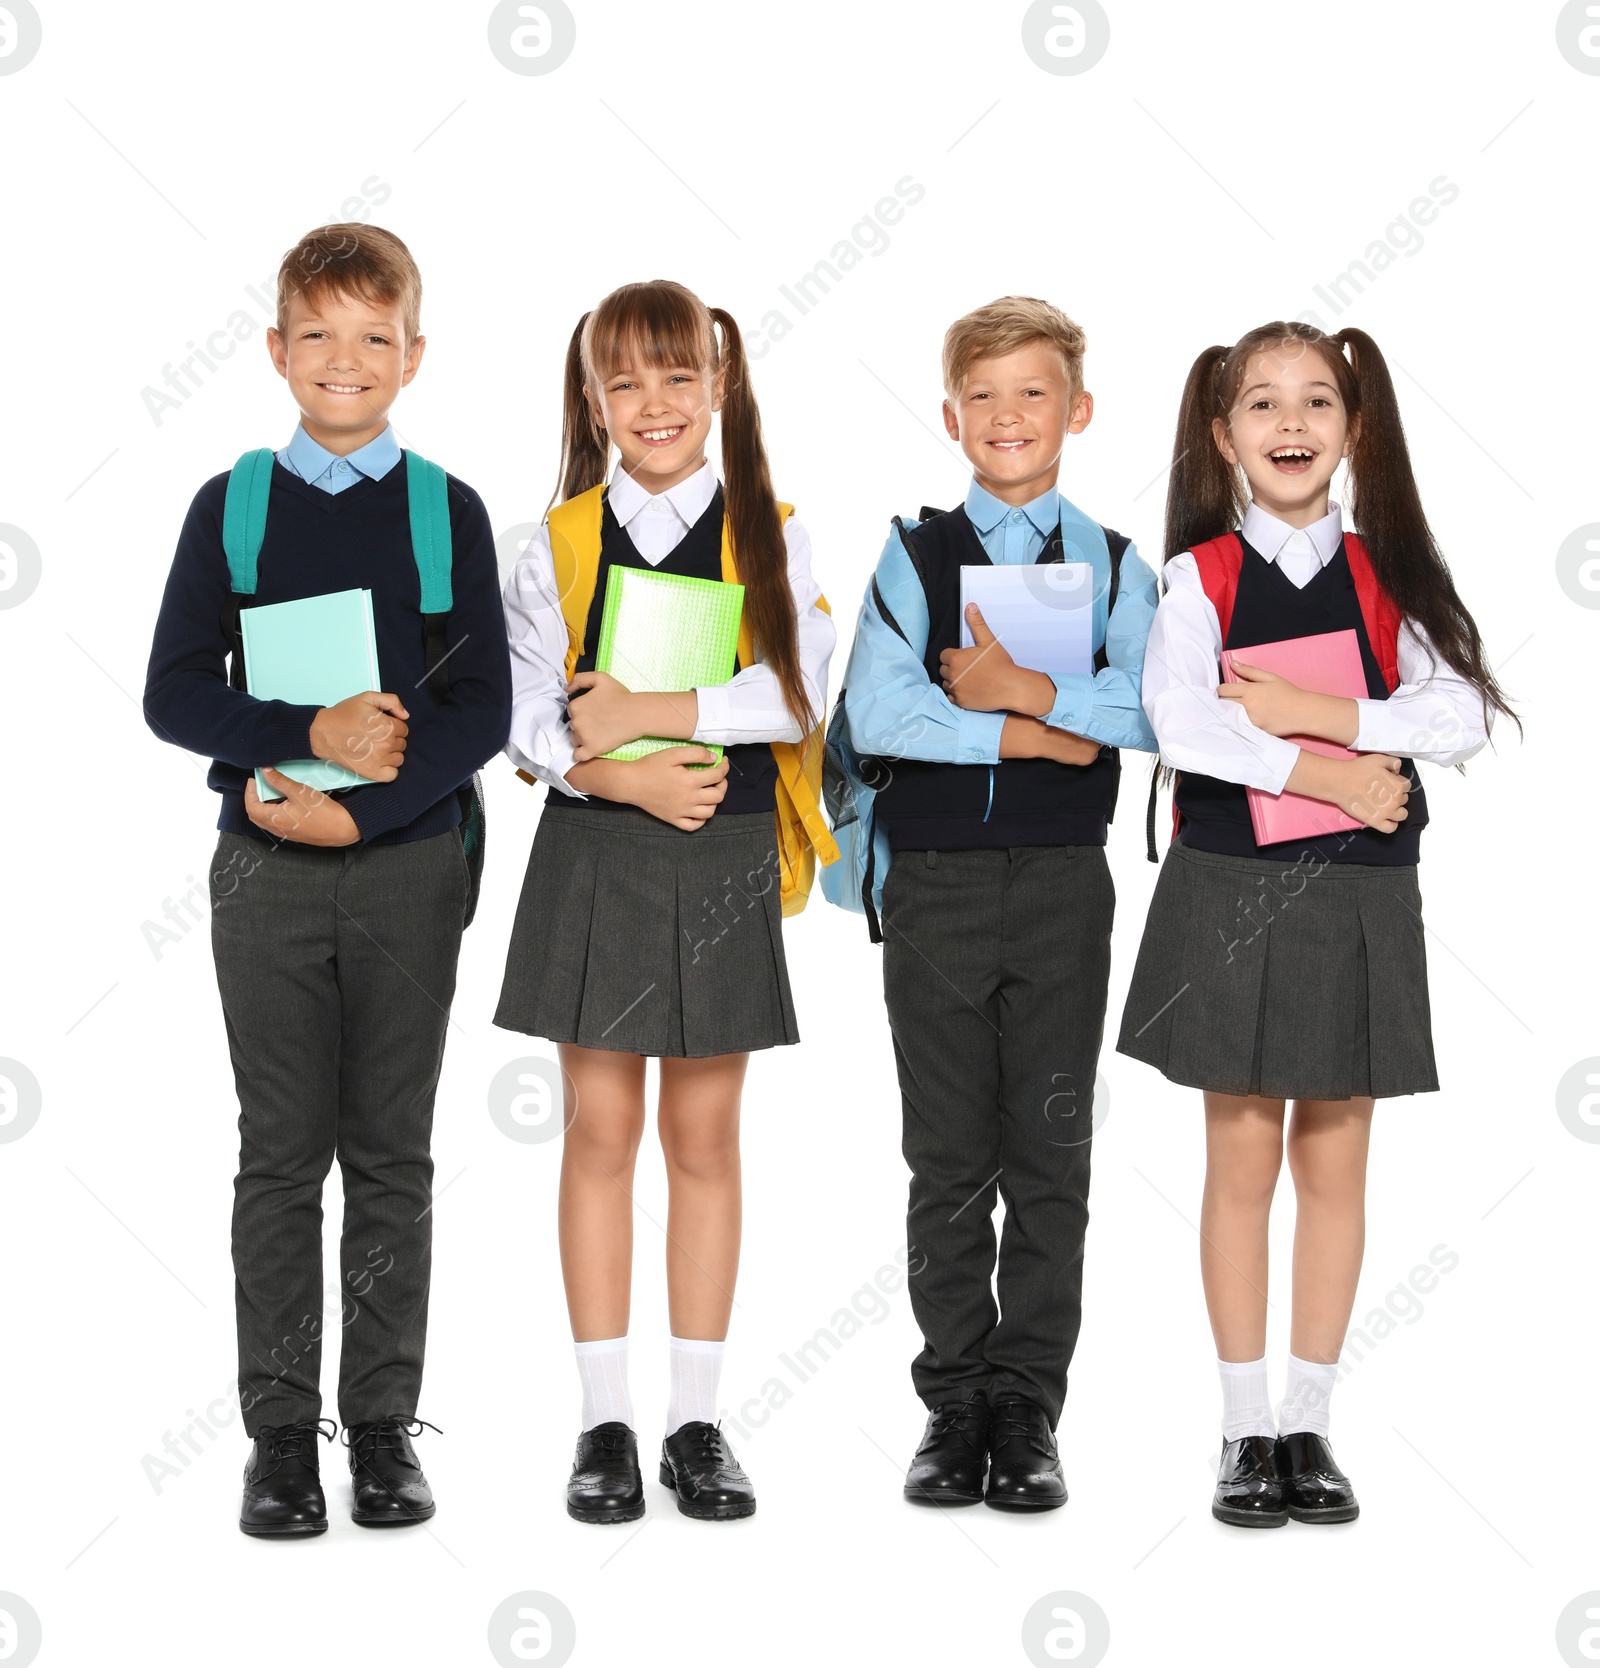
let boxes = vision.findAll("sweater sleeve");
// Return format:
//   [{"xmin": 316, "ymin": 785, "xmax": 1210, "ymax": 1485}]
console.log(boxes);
[
  {"xmin": 344, "ymin": 476, "xmax": 513, "ymax": 843},
  {"xmin": 142, "ymin": 474, "xmax": 323, "ymax": 769}
]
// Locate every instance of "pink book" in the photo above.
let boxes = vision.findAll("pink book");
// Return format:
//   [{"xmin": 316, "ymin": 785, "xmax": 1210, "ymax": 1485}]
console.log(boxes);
[{"xmin": 1219, "ymin": 629, "xmax": 1367, "ymax": 846}]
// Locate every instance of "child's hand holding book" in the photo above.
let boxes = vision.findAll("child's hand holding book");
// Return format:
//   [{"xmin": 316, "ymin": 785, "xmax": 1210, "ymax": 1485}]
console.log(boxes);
[
  {"xmin": 1217, "ymin": 660, "xmax": 1358, "ymax": 745},
  {"xmin": 567, "ymin": 745, "xmax": 730, "ymax": 831},
  {"xmin": 244, "ymin": 769, "xmax": 363, "ymax": 846},
  {"xmin": 566, "ymin": 670, "xmax": 700, "ymax": 764},
  {"xmin": 939, "ymin": 603, "xmax": 1058, "ymax": 717},
  {"xmin": 309, "ymin": 690, "xmax": 410, "ymax": 781}
]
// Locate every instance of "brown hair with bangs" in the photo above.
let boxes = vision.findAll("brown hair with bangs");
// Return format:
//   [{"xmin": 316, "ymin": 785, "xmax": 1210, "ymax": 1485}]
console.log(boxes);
[
  {"xmin": 276, "ymin": 223, "xmax": 422, "ymax": 348},
  {"xmin": 1166, "ymin": 319, "xmax": 1517, "ymax": 732},
  {"xmin": 554, "ymin": 279, "xmax": 812, "ymax": 737},
  {"xmin": 942, "ymin": 295, "xmax": 1087, "ymax": 400}
]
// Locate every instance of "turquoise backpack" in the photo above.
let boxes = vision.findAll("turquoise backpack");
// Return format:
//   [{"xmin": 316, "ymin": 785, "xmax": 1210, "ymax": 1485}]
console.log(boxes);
[{"xmin": 220, "ymin": 447, "xmax": 485, "ymax": 925}]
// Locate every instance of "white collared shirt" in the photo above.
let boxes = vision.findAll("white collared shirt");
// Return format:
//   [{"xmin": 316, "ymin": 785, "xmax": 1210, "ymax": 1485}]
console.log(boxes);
[
  {"xmin": 1141, "ymin": 501, "xmax": 1492, "ymax": 794},
  {"xmin": 503, "ymin": 460, "xmax": 835, "ymax": 795}
]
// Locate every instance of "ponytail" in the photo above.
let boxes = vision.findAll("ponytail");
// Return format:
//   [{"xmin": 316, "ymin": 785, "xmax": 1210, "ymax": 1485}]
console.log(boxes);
[
  {"xmin": 550, "ymin": 311, "xmax": 610, "ymax": 513},
  {"xmin": 1330, "ymin": 327, "xmax": 1518, "ymax": 732},
  {"xmin": 1168, "ymin": 319, "xmax": 1518, "ymax": 733},
  {"xmin": 1164, "ymin": 344, "xmax": 1242, "ymax": 562},
  {"xmin": 707, "ymin": 305, "xmax": 813, "ymax": 739}
]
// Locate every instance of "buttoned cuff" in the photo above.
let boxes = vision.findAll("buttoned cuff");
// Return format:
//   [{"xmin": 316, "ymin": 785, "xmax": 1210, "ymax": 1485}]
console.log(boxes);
[
  {"xmin": 1352, "ymin": 697, "xmax": 1440, "ymax": 759},
  {"xmin": 1044, "ymin": 673, "xmax": 1094, "ymax": 736},
  {"xmin": 956, "ymin": 707, "xmax": 1007, "ymax": 764},
  {"xmin": 1258, "ymin": 734, "xmax": 1301, "ymax": 796},
  {"xmin": 506, "ymin": 736, "xmax": 589, "ymax": 799},
  {"xmin": 692, "ymin": 682, "xmax": 731, "ymax": 740}
]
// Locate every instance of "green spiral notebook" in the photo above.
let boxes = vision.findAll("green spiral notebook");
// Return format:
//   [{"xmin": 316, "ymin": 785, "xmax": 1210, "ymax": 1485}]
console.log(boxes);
[{"xmin": 593, "ymin": 566, "xmax": 745, "ymax": 764}]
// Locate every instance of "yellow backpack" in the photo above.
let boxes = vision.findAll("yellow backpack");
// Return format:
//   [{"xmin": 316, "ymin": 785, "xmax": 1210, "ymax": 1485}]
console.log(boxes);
[{"xmin": 544, "ymin": 484, "xmax": 839, "ymax": 917}]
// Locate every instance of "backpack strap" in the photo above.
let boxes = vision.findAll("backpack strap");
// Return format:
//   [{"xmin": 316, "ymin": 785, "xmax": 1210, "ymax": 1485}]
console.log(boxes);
[
  {"xmin": 1173, "ymin": 532, "xmax": 1247, "ymax": 861},
  {"xmin": 1342, "ymin": 533, "xmax": 1402, "ymax": 693},
  {"xmin": 890, "ymin": 515, "xmax": 931, "ymax": 592},
  {"xmin": 1189, "ymin": 531, "xmax": 1246, "ymax": 640},
  {"xmin": 222, "ymin": 448, "xmax": 276, "ymax": 595},
  {"xmin": 719, "ymin": 504, "xmax": 840, "ymax": 899},
  {"xmin": 404, "ymin": 451, "xmax": 454, "ymax": 701},
  {"xmin": 1095, "ymin": 523, "xmax": 1129, "ymax": 674},
  {"xmin": 547, "ymin": 484, "xmax": 608, "ymax": 683},
  {"xmin": 221, "ymin": 448, "xmax": 276, "ymax": 691},
  {"xmin": 406, "ymin": 451, "xmax": 453, "ymax": 614}
]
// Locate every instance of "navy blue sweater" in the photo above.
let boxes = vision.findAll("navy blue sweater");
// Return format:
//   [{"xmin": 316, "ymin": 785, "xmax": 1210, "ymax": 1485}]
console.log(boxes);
[{"xmin": 143, "ymin": 458, "xmax": 512, "ymax": 845}]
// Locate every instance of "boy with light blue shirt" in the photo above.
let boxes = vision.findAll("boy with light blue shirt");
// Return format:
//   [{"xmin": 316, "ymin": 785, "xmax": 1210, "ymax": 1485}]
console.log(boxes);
[{"xmin": 829, "ymin": 297, "xmax": 1157, "ymax": 1511}]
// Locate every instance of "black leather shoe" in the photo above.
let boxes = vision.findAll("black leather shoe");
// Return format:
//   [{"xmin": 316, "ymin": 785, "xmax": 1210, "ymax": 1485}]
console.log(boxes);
[
  {"xmin": 239, "ymin": 1419, "xmax": 335, "ymax": 1538},
  {"xmin": 343, "ymin": 1415, "xmax": 439, "ymax": 1527},
  {"xmin": 658, "ymin": 1422, "xmax": 756, "ymax": 1520},
  {"xmin": 1213, "ymin": 1434, "xmax": 1287, "ymax": 1527},
  {"xmin": 1278, "ymin": 1431, "xmax": 1359, "ymax": 1523},
  {"xmin": 984, "ymin": 1399, "xmax": 1067, "ymax": 1512},
  {"xmin": 568, "ymin": 1423, "xmax": 645, "ymax": 1524},
  {"xmin": 904, "ymin": 1392, "xmax": 989, "ymax": 1506}
]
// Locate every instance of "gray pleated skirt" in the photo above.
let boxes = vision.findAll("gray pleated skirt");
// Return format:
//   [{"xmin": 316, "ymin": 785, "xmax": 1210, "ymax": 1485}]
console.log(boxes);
[
  {"xmin": 494, "ymin": 802, "xmax": 798, "ymax": 1059},
  {"xmin": 1116, "ymin": 841, "xmax": 1437, "ymax": 1100}
]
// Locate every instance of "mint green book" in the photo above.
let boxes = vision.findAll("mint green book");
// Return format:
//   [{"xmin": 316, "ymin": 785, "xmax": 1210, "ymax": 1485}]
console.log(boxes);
[
  {"xmin": 239, "ymin": 587, "xmax": 380, "ymax": 802},
  {"xmin": 593, "ymin": 567, "xmax": 745, "ymax": 764}
]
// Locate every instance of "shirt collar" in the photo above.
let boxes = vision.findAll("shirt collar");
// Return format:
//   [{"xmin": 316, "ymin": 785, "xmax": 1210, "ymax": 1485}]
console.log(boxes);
[
  {"xmin": 283, "ymin": 421, "xmax": 402, "ymax": 484},
  {"xmin": 607, "ymin": 458, "xmax": 718, "ymax": 529},
  {"xmin": 1242, "ymin": 499, "xmax": 1344, "ymax": 567},
  {"xmin": 963, "ymin": 478, "xmax": 1060, "ymax": 539}
]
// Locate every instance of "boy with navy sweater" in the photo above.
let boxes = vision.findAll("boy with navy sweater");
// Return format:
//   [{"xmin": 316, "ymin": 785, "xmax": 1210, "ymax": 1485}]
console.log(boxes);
[
  {"xmin": 143, "ymin": 225, "xmax": 511, "ymax": 1536},
  {"xmin": 840, "ymin": 298, "xmax": 1158, "ymax": 1510}
]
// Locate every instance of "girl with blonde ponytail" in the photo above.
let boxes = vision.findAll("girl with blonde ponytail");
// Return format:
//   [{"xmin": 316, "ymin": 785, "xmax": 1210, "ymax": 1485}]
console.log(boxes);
[{"xmin": 496, "ymin": 280, "xmax": 835, "ymax": 1526}]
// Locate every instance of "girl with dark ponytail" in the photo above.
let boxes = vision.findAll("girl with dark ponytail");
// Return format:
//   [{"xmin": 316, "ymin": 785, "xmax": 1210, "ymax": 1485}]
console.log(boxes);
[
  {"xmin": 495, "ymin": 280, "xmax": 835, "ymax": 1527},
  {"xmin": 1118, "ymin": 320, "xmax": 1511, "ymax": 1533}
]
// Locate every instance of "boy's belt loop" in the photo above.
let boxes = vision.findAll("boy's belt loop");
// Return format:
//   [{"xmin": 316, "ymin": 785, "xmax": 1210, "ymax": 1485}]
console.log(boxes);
[{"xmin": 925, "ymin": 850, "xmax": 938, "ymax": 870}]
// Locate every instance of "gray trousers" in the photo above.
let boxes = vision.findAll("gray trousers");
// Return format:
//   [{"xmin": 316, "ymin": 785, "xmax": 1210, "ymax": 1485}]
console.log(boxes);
[
  {"xmin": 209, "ymin": 829, "xmax": 468, "ymax": 1434},
  {"xmin": 882, "ymin": 845, "xmax": 1114, "ymax": 1427}
]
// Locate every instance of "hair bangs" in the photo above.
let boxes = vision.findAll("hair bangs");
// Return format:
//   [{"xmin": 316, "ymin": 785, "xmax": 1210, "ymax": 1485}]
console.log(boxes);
[{"xmin": 581, "ymin": 281, "xmax": 715, "ymax": 385}]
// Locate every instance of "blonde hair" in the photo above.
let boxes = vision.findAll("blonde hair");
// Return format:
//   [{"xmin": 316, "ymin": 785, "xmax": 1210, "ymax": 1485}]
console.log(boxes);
[
  {"xmin": 276, "ymin": 223, "xmax": 422, "ymax": 348},
  {"xmin": 942, "ymin": 295, "xmax": 1086, "ymax": 398}
]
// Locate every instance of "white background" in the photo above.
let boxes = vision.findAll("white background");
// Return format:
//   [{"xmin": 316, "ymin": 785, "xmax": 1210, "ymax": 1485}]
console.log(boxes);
[{"xmin": 1, "ymin": 3, "xmax": 1595, "ymax": 1665}]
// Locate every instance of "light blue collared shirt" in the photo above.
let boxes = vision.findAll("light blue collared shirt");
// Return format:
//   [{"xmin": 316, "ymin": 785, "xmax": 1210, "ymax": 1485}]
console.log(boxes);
[
  {"xmin": 965, "ymin": 479, "xmax": 1060, "ymax": 567},
  {"xmin": 276, "ymin": 422, "xmax": 402, "ymax": 494},
  {"xmin": 842, "ymin": 477, "xmax": 1159, "ymax": 767}
]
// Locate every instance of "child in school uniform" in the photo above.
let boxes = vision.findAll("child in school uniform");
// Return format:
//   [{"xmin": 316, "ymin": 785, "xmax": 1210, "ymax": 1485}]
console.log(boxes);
[
  {"xmin": 496, "ymin": 279, "xmax": 836, "ymax": 1523},
  {"xmin": 143, "ymin": 226, "xmax": 512, "ymax": 1535},
  {"xmin": 832, "ymin": 297, "xmax": 1159, "ymax": 1510},
  {"xmin": 1117, "ymin": 320, "xmax": 1513, "ymax": 1526}
]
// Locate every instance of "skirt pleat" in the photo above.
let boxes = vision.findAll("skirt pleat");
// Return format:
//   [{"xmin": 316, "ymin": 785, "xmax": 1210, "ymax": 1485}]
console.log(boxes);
[
  {"xmin": 1117, "ymin": 841, "xmax": 1437, "ymax": 1100},
  {"xmin": 495, "ymin": 802, "xmax": 798, "ymax": 1059}
]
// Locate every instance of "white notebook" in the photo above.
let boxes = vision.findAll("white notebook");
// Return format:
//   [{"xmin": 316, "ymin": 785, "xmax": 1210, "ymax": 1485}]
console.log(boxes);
[{"xmin": 958, "ymin": 563, "xmax": 1095, "ymax": 685}]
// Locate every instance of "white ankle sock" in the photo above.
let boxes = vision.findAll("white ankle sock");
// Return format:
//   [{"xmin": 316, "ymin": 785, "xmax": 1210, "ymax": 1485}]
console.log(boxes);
[
  {"xmin": 1218, "ymin": 1355, "xmax": 1275, "ymax": 1441},
  {"xmin": 574, "ymin": 1336, "xmax": 633, "ymax": 1432},
  {"xmin": 666, "ymin": 1336, "xmax": 725, "ymax": 1436},
  {"xmin": 1279, "ymin": 1353, "xmax": 1338, "ymax": 1437}
]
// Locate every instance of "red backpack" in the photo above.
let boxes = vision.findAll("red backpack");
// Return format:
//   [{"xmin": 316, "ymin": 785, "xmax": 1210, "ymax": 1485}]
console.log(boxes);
[
  {"xmin": 1188, "ymin": 531, "xmax": 1402, "ymax": 692},
  {"xmin": 1149, "ymin": 531, "xmax": 1404, "ymax": 857}
]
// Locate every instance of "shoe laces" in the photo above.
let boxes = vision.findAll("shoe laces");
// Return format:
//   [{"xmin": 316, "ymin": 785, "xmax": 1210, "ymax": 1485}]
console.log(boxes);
[
  {"xmin": 589, "ymin": 1425, "xmax": 632, "ymax": 1454},
  {"xmin": 677, "ymin": 1421, "xmax": 732, "ymax": 1467},
  {"xmin": 342, "ymin": 1414, "xmax": 441, "ymax": 1468},
  {"xmin": 928, "ymin": 1393, "xmax": 987, "ymax": 1445},
  {"xmin": 988, "ymin": 1403, "xmax": 1042, "ymax": 1445},
  {"xmin": 256, "ymin": 1419, "xmax": 335, "ymax": 1473}
]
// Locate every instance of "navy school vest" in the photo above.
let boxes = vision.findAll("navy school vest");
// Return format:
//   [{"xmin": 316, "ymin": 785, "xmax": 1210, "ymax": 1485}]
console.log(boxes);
[
  {"xmin": 1174, "ymin": 534, "xmax": 1428, "ymax": 865},
  {"xmin": 543, "ymin": 485, "xmax": 779, "ymax": 818},
  {"xmin": 869, "ymin": 505, "xmax": 1126, "ymax": 852}
]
